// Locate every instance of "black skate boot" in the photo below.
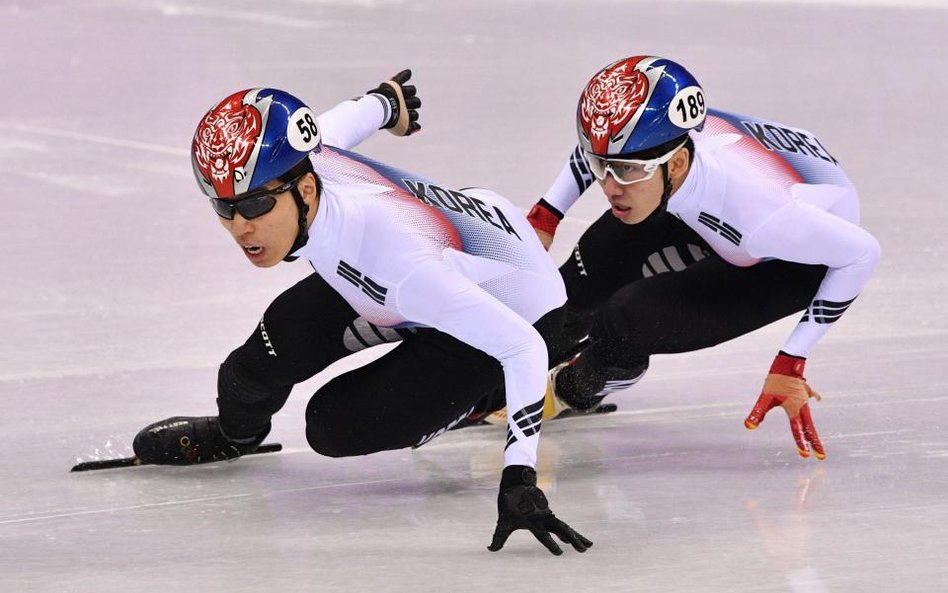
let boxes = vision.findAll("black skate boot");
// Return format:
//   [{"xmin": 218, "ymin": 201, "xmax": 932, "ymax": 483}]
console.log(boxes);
[{"xmin": 133, "ymin": 416, "xmax": 269, "ymax": 465}]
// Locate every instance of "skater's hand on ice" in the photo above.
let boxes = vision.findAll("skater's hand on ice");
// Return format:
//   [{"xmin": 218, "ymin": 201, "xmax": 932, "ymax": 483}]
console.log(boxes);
[
  {"xmin": 367, "ymin": 69, "xmax": 421, "ymax": 136},
  {"xmin": 745, "ymin": 352, "xmax": 825, "ymax": 459},
  {"xmin": 487, "ymin": 466, "xmax": 592, "ymax": 556}
]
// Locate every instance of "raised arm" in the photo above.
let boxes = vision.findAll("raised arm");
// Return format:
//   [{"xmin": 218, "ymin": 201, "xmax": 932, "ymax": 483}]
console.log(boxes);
[
  {"xmin": 317, "ymin": 69, "xmax": 421, "ymax": 150},
  {"xmin": 527, "ymin": 145, "xmax": 595, "ymax": 249}
]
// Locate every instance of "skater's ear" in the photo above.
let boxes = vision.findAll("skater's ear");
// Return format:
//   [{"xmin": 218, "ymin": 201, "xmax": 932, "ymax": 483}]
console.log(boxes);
[
  {"xmin": 298, "ymin": 171, "xmax": 321, "ymax": 225},
  {"xmin": 667, "ymin": 145, "xmax": 691, "ymax": 179}
]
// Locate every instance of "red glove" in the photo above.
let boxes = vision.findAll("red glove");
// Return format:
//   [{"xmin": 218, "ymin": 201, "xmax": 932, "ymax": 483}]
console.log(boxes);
[
  {"xmin": 744, "ymin": 352, "xmax": 825, "ymax": 460},
  {"xmin": 526, "ymin": 201, "xmax": 562, "ymax": 251}
]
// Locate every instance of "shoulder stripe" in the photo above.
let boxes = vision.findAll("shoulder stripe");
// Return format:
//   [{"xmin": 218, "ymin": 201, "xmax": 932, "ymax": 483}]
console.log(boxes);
[
  {"xmin": 336, "ymin": 260, "xmax": 387, "ymax": 305},
  {"xmin": 698, "ymin": 212, "xmax": 742, "ymax": 246}
]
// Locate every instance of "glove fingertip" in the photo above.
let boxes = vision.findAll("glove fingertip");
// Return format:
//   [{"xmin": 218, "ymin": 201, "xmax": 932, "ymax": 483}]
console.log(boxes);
[
  {"xmin": 797, "ymin": 447, "xmax": 811, "ymax": 458},
  {"xmin": 569, "ymin": 536, "xmax": 591, "ymax": 553},
  {"xmin": 744, "ymin": 418, "xmax": 759, "ymax": 430},
  {"xmin": 545, "ymin": 543, "xmax": 564, "ymax": 556}
]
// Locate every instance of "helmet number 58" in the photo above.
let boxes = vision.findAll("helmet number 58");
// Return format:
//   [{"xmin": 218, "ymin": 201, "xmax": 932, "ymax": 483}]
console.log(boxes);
[
  {"xmin": 296, "ymin": 114, "xmax": 319, "ymax": 143},
  {"xmin": 288, "ymin": 107, "xmax": 321, "ymax": 152}
]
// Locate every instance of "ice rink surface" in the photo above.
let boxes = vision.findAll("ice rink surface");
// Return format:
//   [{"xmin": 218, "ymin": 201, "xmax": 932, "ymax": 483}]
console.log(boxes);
[{"xmin": 2, "ymin": 0, "xmax": 947, "ymax": 591}]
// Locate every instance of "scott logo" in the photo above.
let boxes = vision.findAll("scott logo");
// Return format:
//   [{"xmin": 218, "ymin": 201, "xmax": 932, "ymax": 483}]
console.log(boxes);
[
  {"xmin": 259, "ymin": 319, "xmax": 277, "ymax": 357},
  {"xmin": 147, "ymin": 420, "xmax": 188, "ymax": 434},
  {"xmin": 193, "ymin": 90, "xmax": 263, "ymax": 198}
]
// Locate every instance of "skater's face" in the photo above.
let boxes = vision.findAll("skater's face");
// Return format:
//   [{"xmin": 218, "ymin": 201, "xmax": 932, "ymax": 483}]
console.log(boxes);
[
  {"xmin": 596, "ymin": 145, "xmax": 691, "ymax": 225},
  {"xmin": 216, "ymin": 173, "xmax": 319, "ymax": 267}
]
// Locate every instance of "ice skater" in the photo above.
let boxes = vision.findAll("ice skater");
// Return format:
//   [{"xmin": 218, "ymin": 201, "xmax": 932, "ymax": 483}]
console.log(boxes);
[
  {"xmin": 132, "ymin": 71, "xmax": 591, "ymax": 556},
  {"xmin": 527, "ymin": 56, "xmax": 880, "ymax": 459}
]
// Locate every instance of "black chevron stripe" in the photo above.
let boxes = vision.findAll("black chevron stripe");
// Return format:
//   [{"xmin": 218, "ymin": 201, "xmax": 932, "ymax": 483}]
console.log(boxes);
[
  {"xmin": 362, "ymin": 275, "xmax": 387, "ymax": 295},
  {"xmin": 337, "ymin": 260, "xmax": 360, "ymax": 276},
  {"xmin": 512, "ymin": 398, "xmax": 544, "ymax": 435},
  {"xmin": 570, "ymin": 147, "xmax": 593, "ymax": 190},
  {"xmin": 337, "ymin": 261, "xmax": 387, "ymax": 304},
  {"xmin": 338, "ymin": 268, "xmax": 386, "ymax": 305},
  {"xmin": 697, "ymin": 212, "xmax": 742, "ymax": 246},
  {"xmin": 512, "ymin": 398, "xmax": 544, "ymax": 422},
  {"xmin": 346, "ymin": 322, "xmax": 372, "ymax": 348},
  {"xmin": 505, "ymin": 400, "xmax": 546, "ymax": 448},
  {"xmin": 698, "ymin": 215, "xmax": 741, "ymax": 245},
  {"xmin": 515, "ymin": 412, "xmax": 542, "ymax": 433},
  {"xmin": 810, "ymin": 297, "xmax": 856, "ymax": 323},
  {"xmin": 721, "ymin": 221, "xmax": 742, "ymax": 239}
]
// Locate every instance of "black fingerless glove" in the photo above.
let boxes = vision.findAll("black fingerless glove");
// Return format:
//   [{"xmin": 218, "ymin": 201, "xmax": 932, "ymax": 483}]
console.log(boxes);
[{"xmin": 367, "ymin": 69, "xmax": 422, "ymax": 136}]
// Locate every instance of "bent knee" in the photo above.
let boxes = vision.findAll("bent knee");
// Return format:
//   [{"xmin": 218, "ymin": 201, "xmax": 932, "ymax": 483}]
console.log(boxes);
[
  {"xmin": 305, "ymin": 401, "xmax": 349, "ymax": 458},
  {"xmin": 305, "ymin": 397, "xmax": 383, "ymax": 458}
]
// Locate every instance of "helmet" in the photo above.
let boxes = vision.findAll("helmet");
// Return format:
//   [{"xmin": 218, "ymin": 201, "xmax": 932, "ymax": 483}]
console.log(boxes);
[
  {"xmin": 191, "ymin": 88, "xmax": 322, "ymax": 199},
  {"xmin": 577, "ymin": 56, "xmax": 705, "ymax": 157}
]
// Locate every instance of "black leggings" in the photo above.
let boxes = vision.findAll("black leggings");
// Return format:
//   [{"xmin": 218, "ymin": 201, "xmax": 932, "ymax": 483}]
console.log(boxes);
[
  {"xmin": 553, "ymin": 210, "xmax": 827, "ymax": 407},
  {"xmin": 216, "ymin": 271, "xmax": 563, "ymax": 456}
]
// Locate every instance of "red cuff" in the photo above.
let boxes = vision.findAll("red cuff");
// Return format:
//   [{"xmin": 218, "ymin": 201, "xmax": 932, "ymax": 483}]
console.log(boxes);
[
  {"xmin": 527, "ymin": 203, "xmax": 561, "ymax": 236},
  {"xmin": 770, "ymin": 352, "xmax": 806, "ymax": 378}
]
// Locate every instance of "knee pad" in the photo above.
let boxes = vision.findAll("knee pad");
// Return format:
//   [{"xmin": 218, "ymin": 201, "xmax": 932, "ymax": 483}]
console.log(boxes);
[
  {"xmin": 304, "ymin": 396, "xmax": 349, "ymax": 458},
  {"xmin": 217, "ymin": 351, "xmax": 291, "ymax": 438}
]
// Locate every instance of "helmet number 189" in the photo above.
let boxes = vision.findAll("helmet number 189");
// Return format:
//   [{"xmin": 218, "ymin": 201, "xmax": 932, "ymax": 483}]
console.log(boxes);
[{"xmin": 669, "ymin": 87, "xmax": 706, "ymax": 129}]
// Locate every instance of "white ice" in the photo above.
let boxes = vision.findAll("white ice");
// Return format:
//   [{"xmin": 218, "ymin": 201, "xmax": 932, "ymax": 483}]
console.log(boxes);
[{"xmin": 1, "ymin": 1, "xmax": 946, "ymax": 591}]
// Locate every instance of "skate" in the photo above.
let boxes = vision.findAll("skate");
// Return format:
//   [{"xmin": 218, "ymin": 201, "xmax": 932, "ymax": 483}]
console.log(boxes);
[
  {"xmin": 483, "ymin": 363, "xmax": 617, "ymax": 426},
  {"xmin": 132, "ymin": 416, "xmax": 269, "ymax": 466}
]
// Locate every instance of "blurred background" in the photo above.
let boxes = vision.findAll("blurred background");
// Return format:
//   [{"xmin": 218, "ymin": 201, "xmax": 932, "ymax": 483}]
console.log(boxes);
[{"xmin": 1, "ymin": 1, "xmax": 946, "ymax": 591}]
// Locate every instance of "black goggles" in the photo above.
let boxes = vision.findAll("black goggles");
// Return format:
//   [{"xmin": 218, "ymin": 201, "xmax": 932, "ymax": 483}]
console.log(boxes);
[{"xmin": 209, "ymin": 175, "xmax": 304, "ymax": 220}]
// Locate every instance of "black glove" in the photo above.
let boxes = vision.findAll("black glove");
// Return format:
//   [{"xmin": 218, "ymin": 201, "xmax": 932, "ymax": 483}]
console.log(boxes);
[
  {"xmin": 487, "ymin": 465, "xmax": 593, "ymax": 556},
  {"xmin": 367, "ymin": 69, "xmax": 421, "ymax": 136}
]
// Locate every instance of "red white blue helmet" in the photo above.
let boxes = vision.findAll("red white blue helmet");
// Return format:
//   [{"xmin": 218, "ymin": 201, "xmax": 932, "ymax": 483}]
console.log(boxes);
[
  {"xmin": 577, "ymin": 56, "xmax": 706, "ymax": 157},
  {"xmin": 191, "ymin": 88, "xmax": 322, "ymax": 199}
]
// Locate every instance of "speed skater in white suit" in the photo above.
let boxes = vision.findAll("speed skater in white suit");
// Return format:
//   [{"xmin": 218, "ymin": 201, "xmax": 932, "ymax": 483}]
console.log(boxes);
[
  {"xmin": 131, "ymin": 71, "xmax": 591, "ymax": 556},
  {"xmin": 525, "ymin": 56, "xmax": 881, "ymax": 460}
]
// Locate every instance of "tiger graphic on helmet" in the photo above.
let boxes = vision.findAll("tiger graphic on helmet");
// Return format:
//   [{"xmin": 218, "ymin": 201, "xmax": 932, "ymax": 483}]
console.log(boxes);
[
  {"xmin": 191, "ymin": 88, "xmax": 319, "ymax": 200},
  {"xmin": 577, "ymin": 56, "xmax": 705, "ymax": 157},
  {"xmin": 580, "ymin": 61, "xmax": 649, "ymax": 150},
  {"xmin": 192, "ymin": 90, "xmax": 273, "ymax": 199}
]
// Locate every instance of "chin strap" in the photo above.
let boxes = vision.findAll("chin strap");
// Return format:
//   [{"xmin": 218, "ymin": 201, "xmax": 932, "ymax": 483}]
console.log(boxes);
[
  {"xmin": 658, "ymin": 162, "xmax": 674, "ymax": 213},
  {"xmin": 637, "ymin": 163, "xmax": 674, "ymax": 225},
  {"xmin": 282, "ymin": 186, "xmax": 310, "ymax": 262}
]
